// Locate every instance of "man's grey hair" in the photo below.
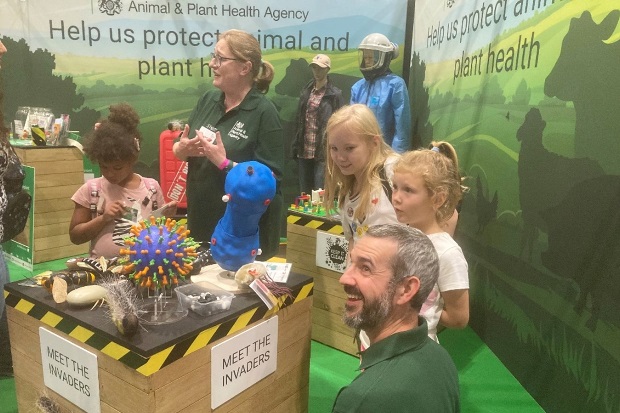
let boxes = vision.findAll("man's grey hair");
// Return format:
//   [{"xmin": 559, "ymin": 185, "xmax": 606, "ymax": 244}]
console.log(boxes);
[{"xmin": 365, "ymin": 224, "xmax": 439, "ymax": 311}]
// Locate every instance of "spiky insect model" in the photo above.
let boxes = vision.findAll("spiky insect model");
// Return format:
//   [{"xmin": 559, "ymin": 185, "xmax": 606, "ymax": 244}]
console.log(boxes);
[
  {"xmin": 119, "ymin": 216, "xmax": 200, "ymax": 294},
  {"xmin": 210, "ymin": 161, "xmax": 276, "ymax": 272}
]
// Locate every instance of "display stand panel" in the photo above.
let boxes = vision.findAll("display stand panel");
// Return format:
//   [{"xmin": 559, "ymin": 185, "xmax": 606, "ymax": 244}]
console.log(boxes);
[
  {"xmin": 12, "ymin": 146, "xmax": 89, "ymax": 263},
  {"xmin": 286, "ymin": 210, "xmax": 357, "ymax": 356},
  {"xmin": 5, "ymin": 272, "xmax": 313, "ymax": 412}
]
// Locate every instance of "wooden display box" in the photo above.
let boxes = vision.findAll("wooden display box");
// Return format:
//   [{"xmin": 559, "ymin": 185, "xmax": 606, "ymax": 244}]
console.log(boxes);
[
  {"xmin": 15, "ymin": 146, "xmax": 89, "ymax": 263},
  {"xmin": 286, "ymin": 211, "xmax": 357, "ymax": 356},
  {"xmin": 5, "ymin": 273, "xmax": 314, "ymax": 412}
]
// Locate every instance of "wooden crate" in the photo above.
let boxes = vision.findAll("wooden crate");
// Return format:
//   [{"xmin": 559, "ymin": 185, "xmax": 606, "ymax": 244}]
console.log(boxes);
[
  {"xmin": 15, "ymin": 146, "xmax": 89, "ymax": 263},
  {"xmin": 6, "ymin": 277, "xmax": 313, "ymax": 413},
  {"xmin": 286, "ymin": 212, "xmax": 358, "ymax": 356}
]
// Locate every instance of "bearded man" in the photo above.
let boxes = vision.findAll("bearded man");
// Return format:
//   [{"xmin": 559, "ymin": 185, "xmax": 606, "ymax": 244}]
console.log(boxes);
[{"xmin": 332, "ymin": 224, "xmax": 460, "ymax": 413}]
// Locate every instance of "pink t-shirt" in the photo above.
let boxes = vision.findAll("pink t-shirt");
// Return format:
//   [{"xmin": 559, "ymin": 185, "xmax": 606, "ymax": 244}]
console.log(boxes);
[{"xmin": 71, "ymin": 175, "xmax": 165, "ymax": 258}]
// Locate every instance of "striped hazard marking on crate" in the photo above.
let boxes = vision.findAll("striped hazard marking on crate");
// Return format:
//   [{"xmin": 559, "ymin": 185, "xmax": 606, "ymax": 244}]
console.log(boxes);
[
  {"xmin": 287, "ymin": 211, "xmax": 343, "ymax": 235},
  {"xmin": 5, "ymin": 281, "xmax": 313, "ymax": 376}
]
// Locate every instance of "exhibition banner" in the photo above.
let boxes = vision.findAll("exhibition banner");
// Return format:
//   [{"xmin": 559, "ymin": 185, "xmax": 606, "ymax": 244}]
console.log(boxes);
[
  {"xmin": 411, "ymin": 1, "xmax": 620, "ymax": 412},
  {"xmin": 3, "ymin": 0, "xmax": 408, "ymax": 173}
]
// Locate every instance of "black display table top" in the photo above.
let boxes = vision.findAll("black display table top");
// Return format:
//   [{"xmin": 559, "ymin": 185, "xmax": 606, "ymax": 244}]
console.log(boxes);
[{"xmin": 5, "ymin": 271, "xmax": 313, "ymax": 361}]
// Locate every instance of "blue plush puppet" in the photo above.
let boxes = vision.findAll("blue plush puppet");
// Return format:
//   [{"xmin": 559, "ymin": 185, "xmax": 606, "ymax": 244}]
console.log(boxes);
[{"xmin": 210, "ymin": 161, "xmax": 276, "ymax": 272}]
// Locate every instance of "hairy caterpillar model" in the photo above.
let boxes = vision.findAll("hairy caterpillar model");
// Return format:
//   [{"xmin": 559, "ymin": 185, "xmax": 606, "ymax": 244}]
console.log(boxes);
[
  {"xmin": 98, "ymin": 277, "xmax": 141, "ymax": 337},
  {"xmin": 120, "ymin": 216, "xmax": 199, "ymax": 294}
]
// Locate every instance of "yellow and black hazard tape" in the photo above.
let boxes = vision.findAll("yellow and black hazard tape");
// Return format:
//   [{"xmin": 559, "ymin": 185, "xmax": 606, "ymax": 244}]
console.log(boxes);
[
  {"xmin": 5, "ymin": 281, "xmax": 313, "ymax": 376},
  {"xmin": 287, "ymin": 210, "xmax": 343, "ymax": 235}
]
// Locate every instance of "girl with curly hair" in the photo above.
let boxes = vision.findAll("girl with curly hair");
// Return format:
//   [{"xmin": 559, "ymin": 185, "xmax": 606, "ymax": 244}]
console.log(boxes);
[{"xmin": 69, "ymin": 103, "xmax": 172, "ymax": 258}]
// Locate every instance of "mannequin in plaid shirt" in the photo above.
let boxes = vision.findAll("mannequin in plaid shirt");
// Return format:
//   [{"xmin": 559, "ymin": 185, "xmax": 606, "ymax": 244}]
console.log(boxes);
[{"xmin": 292, "ymin": 54, "xmax": 345, "ymax": 194}]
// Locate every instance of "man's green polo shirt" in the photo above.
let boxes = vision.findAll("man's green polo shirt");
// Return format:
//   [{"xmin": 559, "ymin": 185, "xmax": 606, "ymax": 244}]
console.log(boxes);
[{"xmin": 332, "ymin": 317, "xmax": 460, "ymax": 413}]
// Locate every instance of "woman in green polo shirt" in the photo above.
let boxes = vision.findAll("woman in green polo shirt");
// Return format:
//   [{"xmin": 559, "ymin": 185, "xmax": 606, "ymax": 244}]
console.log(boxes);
[{"xmin": 173, "ymin": 29, "xmax": 284, "ymax": 260}]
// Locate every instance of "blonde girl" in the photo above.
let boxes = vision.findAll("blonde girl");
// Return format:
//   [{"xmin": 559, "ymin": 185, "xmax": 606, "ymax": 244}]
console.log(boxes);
[
  {"xmin": 391, "ymin": 141, "xmax": 469, "ymax": 342},
  {"xmin": 323, "ymin": 104, "xmax": 399, "ymax": 246}
]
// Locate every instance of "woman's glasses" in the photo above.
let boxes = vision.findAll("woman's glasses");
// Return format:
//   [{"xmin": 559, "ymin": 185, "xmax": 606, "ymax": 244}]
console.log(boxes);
[{"xmin": 210, "ymin": 52, "xmax": 239, "ymax": 68}]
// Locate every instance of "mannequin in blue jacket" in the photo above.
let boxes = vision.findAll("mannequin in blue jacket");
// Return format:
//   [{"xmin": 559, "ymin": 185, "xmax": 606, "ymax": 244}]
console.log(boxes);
[{"xmin": 350, "ymin": 33, "xmax": 411, "ymax": 153}]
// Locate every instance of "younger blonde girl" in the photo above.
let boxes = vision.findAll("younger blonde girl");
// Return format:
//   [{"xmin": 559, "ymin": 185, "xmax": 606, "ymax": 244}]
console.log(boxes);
[{"xmin": 391, "ymin": 141, "xmax": 469, "ymax": 342}]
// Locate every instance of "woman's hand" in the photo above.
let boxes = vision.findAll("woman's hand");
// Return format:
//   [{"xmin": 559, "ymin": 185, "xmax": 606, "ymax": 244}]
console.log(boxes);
[
  {"xmin": 173, "ymin": 124, "xmax": 206, "ymax": 161},
  {"xmin": 196, "ymin": 129, "xmax": 227, "ymax": 167}
]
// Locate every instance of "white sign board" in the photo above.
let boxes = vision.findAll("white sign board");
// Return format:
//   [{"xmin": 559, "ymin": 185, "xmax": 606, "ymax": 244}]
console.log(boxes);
[
  {"xmin": 211, "ymin": 316, "xmax": 278, "ymax": 409},
  {"xmin": 316, "ymin": 231, "xmax": 348, "ymax": 273},
  {"xmin": 39, "ymin": 327, "xmax": 100, "ymax": 413}
]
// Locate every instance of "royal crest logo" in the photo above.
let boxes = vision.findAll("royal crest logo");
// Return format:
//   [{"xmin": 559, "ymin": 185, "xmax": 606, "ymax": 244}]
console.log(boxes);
[
  {"xmin": 228, "ymin": 121, "xmax": 248, "ymax": 140},
  {"xmin": 324, "ymin": 236, "xmax": 348, "ymax": 272},
  {"xmin": 99, "ymin": 0, "xmax": 123, "ymax": 16}
]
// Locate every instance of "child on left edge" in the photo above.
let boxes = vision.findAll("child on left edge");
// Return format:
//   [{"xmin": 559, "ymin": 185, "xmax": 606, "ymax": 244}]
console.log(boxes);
[{"xmin": 69, "ymin": 103, "xmax": 174, "ymax": 259}]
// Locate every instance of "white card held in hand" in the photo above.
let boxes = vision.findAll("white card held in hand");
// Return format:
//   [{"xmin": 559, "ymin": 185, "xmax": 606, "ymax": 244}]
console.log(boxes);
[{"xmin": 199, "ymin": 126, "xmax": 217, "ymax": 144}]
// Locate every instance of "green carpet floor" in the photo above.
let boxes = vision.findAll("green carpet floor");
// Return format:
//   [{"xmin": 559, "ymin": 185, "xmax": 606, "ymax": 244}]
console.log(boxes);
[
  {"xmin": 0, "ymin": 377, "xmax": 17, "ymax": 413},
  {"xmin": 1, "ymin": 334, "xmax": 544, "ymax": 413},
  {"xmin": 309, "ymin": 328, "xmax": 544, "ymax": 413},
  {"xmin": 1, "ymin": 260, "xmax": 544, "ymax": 412}
]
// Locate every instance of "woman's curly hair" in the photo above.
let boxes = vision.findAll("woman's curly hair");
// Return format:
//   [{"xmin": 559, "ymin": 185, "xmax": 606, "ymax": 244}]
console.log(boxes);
[{"xmin": 84, "ymin": 103, "xmax": 141, "ymax": 163}]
